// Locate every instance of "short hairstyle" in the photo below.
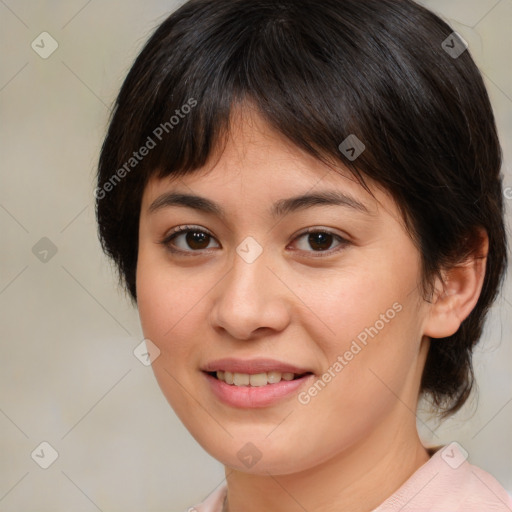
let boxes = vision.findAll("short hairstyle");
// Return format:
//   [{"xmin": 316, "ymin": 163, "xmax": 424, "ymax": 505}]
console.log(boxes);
[{"xmin": 96, "ymin": 0, "xmax": 507, "ymax": 417}]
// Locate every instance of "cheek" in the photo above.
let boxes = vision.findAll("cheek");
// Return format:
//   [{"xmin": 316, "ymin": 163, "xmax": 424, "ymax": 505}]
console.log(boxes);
[
  {"xmin": 136, "ymin": 245, "xmax": 201, "ymax": 342},
  {"xmin": 135, "ymin": 247, "xmax": 222, "ymax": 382},
  {"xmin": 135, "ymin": 255, "xmax": 205, "ymax": 422},
  {"xmin": 303, "ymin": 264, "xmax": 410, "ymax": 354},
  {"xmin": 301, "ymin": 262, "xmax": 423, "ymax": 405},
  {"xmin": 135, "ymin": 249, "xmax": 194, "ymax": 385}
]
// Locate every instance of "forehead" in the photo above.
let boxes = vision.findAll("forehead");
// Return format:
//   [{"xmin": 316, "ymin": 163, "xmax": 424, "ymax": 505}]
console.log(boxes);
[{"xmin": 141, "ymin": 106, "xmax": 394, "ymax": 221}]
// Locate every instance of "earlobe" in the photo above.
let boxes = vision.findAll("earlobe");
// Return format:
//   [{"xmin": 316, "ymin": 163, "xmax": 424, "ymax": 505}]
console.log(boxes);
[{"xmin": 423, "ymin": 230, "xmax": 488, "ymax": 339}]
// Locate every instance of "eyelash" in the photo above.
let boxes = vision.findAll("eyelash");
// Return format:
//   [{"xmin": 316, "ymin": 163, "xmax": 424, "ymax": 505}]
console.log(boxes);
[{"xmin": 158, "ymin": 225, "xmax": 350, "ymax": 258}]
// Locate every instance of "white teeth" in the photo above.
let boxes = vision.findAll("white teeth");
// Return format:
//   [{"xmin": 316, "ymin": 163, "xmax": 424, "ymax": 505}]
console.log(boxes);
[
  {"xmin": 214, "ymin": 370, "xmax": 305, "ymax": 386},
  {"xmin": 233, "ymin": 373, "xmax": 250, "ymax": 386},
  {"xmin": 249, "ymin": 373, "xmax": 268, "ymax": 387},
  {"xmin": 267, "ymin": 371, "xmax": 282, "ymax": 384}
]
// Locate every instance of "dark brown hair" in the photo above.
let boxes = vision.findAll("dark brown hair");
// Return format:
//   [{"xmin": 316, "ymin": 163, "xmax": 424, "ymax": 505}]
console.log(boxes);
[{"xmin": 96, "ymin": 0, "xmax": 507, "ymax": 417}]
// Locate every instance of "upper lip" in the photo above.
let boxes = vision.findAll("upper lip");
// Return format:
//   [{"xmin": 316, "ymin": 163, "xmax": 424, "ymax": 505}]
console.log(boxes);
[{"xmin": 202, "ymin": 358, "xmax": 313, "ymax": 375}]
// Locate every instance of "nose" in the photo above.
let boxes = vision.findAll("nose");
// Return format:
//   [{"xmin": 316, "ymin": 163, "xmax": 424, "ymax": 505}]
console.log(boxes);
[{"xmin": 209, "ymin": 245, "xmax": 291, "ymax": 341}]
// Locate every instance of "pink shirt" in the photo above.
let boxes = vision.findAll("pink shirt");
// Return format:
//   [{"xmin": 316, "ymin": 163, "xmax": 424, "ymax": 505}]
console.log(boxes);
[{"xmin": 188, "ymin": 443, "xmax": 512, "ymax": 511}]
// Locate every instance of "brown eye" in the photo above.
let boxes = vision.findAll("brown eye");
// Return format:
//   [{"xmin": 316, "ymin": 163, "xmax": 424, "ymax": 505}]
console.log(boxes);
[
  {"xmin": 161, "ymin": 226, "xmax": 220, "ymax": 253},
  {"xmin": 292, "ymin": 229, "xmax": 348, "ymax": 255},
  {"xmin": 182, "ymin": 230, "xmax": 211, "ymax": 250},
  {"xmin": 306, "ymin": 232, "xmax": 335, "ymax": 251}
]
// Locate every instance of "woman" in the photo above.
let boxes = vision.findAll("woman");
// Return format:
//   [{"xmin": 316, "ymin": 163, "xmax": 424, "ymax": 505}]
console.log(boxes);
[{"xmin": 95, "ymin": 0, "xmax": 512, "ymax": 510}]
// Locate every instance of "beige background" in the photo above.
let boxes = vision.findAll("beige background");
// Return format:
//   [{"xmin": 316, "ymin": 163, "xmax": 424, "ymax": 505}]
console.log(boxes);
[{"xmin": 0, "ymin": 0, "xmax": 511, "ymax": 510}]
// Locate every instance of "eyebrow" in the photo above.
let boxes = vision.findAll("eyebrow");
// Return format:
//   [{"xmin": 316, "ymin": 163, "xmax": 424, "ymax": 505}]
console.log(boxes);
[{"xmin": 148, "ymin": 190, "xmax": 370, "ymax": 218}]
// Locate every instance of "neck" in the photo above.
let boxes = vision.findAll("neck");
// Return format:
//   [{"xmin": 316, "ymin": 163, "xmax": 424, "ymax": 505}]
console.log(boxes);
[{"xmin": 223, "ymin": 416, "xmax": 430, "ymax": 512}]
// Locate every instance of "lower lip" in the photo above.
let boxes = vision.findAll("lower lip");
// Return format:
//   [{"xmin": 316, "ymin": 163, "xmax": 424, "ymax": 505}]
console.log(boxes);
[{"xmin": 203, "ymin": 372, "xmax": 314, "ymax": 408}]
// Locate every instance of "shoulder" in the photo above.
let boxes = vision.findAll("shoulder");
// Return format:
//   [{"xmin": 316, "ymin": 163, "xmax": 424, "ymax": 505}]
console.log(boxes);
[
  {"xmin": 459, "ymin": 461, "xmax": 512, "ymax": 511},
  {"xmin": 183, "ymin": 445, "xmax": 512, "ymax": 512},
  {"xmin": 373, "ymin": 443, "xmax": 512, "ymax": 511}
]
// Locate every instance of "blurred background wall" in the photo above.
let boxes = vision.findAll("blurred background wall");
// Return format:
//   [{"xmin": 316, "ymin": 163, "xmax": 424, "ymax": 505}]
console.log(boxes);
[{"xmin": 1, "ymin": 0, "xmax": 511, "ymax": 510}]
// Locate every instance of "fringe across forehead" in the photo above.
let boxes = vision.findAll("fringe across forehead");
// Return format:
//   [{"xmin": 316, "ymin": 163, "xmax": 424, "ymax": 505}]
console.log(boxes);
[{"xmin": 100, "ymin": 0, "xmax": 482, "ymax": 191}]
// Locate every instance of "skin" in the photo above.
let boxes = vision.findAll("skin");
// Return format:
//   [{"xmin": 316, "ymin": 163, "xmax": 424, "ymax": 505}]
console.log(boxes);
[{"xmin": 136, "ymin": 105, "xmax": 487, "ymax": 512}]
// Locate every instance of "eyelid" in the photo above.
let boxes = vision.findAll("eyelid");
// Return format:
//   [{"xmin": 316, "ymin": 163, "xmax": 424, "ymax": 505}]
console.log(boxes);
[
  {"xmin": 292, "ymin": 226, "xmax": 348, "ymax": 241},
  {"xmin": 165, "ymin": 224, "xmax": 214, "ymax": 239}
]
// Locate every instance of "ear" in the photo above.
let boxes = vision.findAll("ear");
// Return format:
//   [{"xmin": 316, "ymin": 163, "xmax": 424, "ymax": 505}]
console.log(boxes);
[{"xmin": 423, "ymin": 229, "xmax": 488, "ymax": 339}]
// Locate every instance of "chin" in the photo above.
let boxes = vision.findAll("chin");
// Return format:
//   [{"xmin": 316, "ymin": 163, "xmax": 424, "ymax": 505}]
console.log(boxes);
[{"xmin": 191, "ymin": 433, "xmax": 323, "ymax": 475}]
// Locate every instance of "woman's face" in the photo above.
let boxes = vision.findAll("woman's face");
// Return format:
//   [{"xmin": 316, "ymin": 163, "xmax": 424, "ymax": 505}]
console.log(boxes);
[{"xmin": 136, "ymin": 108, "xmax": 431, "ymax": 475}]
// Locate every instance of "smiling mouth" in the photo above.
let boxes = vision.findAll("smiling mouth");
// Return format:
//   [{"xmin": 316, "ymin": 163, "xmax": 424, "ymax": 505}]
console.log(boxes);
[{"xmin": 207, "ymin": 370, "xmax": 313, "ymax": 387}]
